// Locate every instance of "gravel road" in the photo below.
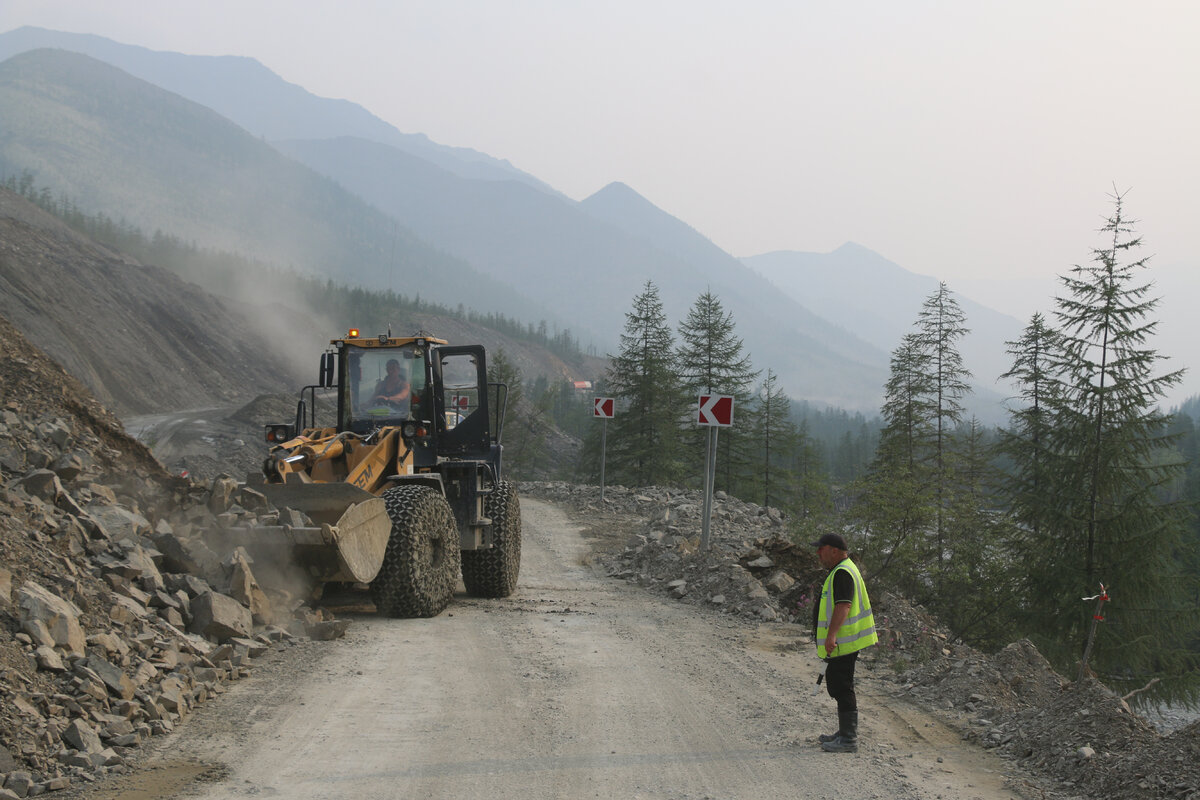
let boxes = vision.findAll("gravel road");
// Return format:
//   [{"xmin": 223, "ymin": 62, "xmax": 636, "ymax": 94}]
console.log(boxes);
[{"xmin": 71, "ymin": 499, "xmax": 1039, "ymax": 800}]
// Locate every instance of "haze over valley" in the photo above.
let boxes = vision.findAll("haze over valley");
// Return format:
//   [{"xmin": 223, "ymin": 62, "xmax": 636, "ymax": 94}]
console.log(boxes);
[{"xmin": 0, "ymin": 22, "xmax": 1194, "ymax": 416}]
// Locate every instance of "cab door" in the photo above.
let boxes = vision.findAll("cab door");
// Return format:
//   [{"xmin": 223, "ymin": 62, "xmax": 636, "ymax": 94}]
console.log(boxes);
[{"xmin": 434, "ymin": 345, "xmax": 491, "ymax": 457}]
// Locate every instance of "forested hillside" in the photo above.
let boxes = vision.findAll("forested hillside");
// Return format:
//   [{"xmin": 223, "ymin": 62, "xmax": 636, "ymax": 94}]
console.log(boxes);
[{"xmin": 0, "ymin": 49, "xmax": 545, "ymax": 326}]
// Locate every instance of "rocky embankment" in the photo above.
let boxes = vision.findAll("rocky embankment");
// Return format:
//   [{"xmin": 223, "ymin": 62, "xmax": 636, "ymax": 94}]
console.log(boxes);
[
  {"xmin": 521, "ymin": 481, "xmax": 1200, "ymax": 800},
  {"xmin": 0, "ymin": 317, "xmax": 345, "ymax": 798}
]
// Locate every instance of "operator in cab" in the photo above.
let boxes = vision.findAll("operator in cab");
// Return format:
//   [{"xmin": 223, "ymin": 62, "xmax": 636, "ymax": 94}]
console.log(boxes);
[{"xmin": 371, "ymin": 358, "xmax": 411, "ymax": 406}]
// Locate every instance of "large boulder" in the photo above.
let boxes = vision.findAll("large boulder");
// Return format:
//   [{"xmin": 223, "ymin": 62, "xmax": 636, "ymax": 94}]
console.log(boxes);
[
  {"xmin": 17, "ymin": 581, "xmax": 86, "ymax": 658},
  {"xmin": 86, "ymin": 504, "xmax": 152, "ymax": 540},
  {"xmin": 62, "ymin": 719, "xmax": 104, "ymax": 755},
  {"xmin": 228, "ymin": 552, "xmax": 272, "ymax": 624},
  {"xmin": 14, "ymin": 469, "xmax": 64, "ymax": 501},
  {"xmin": 188, "ymin": 591, "xmax": 252, "ymax": 642}
]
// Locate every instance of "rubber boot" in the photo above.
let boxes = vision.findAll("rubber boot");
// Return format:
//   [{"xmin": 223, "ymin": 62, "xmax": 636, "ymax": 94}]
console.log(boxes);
[
  {"xmin": 818, "ymin": 730, "xmax": 839, "ymax": 743},
  {"xmin": 821, "ymin": 711, "xmax": 858, "ymax": 753}
]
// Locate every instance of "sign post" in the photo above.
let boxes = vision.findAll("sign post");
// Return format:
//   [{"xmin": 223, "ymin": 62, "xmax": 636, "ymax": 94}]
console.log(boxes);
[
  {"xmin": 593, "ymin": 397, "xmax": 614, "ymax": 500},
  {"xmin": 696, "ymin": 394, "xmax": 734, "ymax": 550}
]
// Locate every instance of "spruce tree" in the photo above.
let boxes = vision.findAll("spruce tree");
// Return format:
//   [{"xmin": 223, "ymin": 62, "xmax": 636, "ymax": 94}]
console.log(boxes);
[
  {"xmin": 915, "ymin": 283, "xmax": 972, "ymax": 582},
  {"xmin": 851, "ymin": 332, "xmax": 937, "ymax": 590},
  {"xmin": 676, "ymin": 290, "xmax": 759, "ymax": 495},
  {"xmin": 606, "ymin": 281, "xmax": 687, "ymax": 487},
  {"xmin": 998, "ymin": 313, "xmax": 1064, "ymax": 541},
  {"xmin": 748, "ymin": 369, "xmax": 797, "ymax": 509},
  {"xmin": 1016, "ymin": 192, "xmax": 1196, "ymax": 703}
]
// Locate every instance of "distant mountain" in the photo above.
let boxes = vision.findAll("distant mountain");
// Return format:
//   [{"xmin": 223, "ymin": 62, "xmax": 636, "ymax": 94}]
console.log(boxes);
[
  {"xmin": 743, "ymin": 245, "xmax": 1024, "ymax": 414},
  {"xmin": 0, "ymin": 31, "xmax": 1039, "ymax": 412},
  {"xmin": 278, "ymin": 136, "xmax": 890, "ymax": 408},
  {"xmin": 0, "ymin": 48, "xmax": 544, "ymax": 325},
  {"xmin": 0, "ymin": 26, "xmax": 557, "ymax": 193}
]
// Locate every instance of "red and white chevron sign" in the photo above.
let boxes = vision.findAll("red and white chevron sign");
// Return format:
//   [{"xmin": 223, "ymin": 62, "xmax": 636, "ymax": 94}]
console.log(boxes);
[
  {"xmin": 697, "ymin": 394, "xmax": 734, "ymax": 427},
  {"xmin": 594, "ymin": 397, "xmax": 615, "ymax": 418}
]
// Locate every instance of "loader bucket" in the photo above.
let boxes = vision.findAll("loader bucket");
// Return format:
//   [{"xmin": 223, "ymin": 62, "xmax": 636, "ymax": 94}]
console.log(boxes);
[{"xmin": 227, "ymin": 483, "xmax": 392, "ymax": 584}]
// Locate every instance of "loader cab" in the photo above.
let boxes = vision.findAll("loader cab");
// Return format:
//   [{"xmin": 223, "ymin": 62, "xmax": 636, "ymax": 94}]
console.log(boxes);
[
  {"xmin": 341, "ymin": 342, "xmax": 428, "ymax": 433},
  {"xmin": 329, "ymin": 335, "xmax": 496, "ymax": 460}
]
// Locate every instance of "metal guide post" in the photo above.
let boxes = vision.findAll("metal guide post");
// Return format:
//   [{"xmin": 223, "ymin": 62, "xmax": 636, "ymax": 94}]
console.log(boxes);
[{"xmin": 701, "ymin": 426, "xmax": 718, "ymax": 550}]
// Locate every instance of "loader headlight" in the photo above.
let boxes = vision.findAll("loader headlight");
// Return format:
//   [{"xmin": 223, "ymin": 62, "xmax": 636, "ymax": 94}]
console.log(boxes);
[
  {"xmin": 265, "ymin": 424, "xmax": 293, "ymax": 443},
  {"xmin": 402, "ymin": 422, "xmax": 418, "ymax": 438}
]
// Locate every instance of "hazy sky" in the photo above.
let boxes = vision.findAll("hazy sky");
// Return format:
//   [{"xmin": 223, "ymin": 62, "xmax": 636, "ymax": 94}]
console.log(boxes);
[{"xmin": 3, "ymin": 1, "xmax": 1198, "ymax": 333}]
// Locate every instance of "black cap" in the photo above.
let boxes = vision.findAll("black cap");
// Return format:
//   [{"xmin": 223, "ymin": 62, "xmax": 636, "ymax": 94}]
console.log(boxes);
[{"xmin": 810, "ymin": 533, "xmax": 848, "ymax": 550}]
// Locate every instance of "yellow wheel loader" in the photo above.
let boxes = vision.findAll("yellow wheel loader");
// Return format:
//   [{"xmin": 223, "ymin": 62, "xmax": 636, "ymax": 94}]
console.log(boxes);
[{"xmin": 241, "ymin": 330, "xmax": 520, "ymax": 618}]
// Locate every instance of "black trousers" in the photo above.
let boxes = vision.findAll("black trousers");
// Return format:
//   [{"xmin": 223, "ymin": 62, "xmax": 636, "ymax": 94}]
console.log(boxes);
[{"xmin": 825, "ymin": 651, "xmax": 859, "ymax": 715}]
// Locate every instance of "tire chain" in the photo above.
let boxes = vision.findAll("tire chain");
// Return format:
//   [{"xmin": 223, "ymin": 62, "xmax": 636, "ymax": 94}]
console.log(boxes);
[
  {"xmin": 461, "ymin": 481, "xmax": 522, "ymax": 598},
  {"xmin": 369, "ymin": 485, "xmax": 461, "ymax": 617}
]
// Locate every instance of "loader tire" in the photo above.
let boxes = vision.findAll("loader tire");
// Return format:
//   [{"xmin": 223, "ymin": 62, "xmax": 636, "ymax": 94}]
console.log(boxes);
[
  {"xmin": 370, "ymin": 485, "xmax": 461, "ymax": 618},
  {"xmin": 461, "ymin": 481, "xmax": 521, "ymax": 598}
]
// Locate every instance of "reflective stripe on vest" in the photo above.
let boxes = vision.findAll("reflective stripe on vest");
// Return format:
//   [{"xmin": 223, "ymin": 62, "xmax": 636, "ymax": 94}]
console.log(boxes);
[{"xmin": 816, "ymin": 557, "xmax": 878, "ymax": 658}]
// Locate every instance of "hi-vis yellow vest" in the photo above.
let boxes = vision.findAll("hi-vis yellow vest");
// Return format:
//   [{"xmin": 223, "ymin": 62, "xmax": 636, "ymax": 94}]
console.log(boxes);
[{"xmin": 817, "ymin": 557, "xmax": 878, "ymax": 658}]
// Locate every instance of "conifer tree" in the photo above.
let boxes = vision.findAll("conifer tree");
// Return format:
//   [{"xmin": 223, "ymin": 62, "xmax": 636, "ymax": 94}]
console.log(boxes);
[
  {"xmin": 676, "ymin": 290, "xmax": 759, "ymax": 495},
  {"xmin": 605, "ymin": 281, "xmax": 687, "ymax": 487},
  {"xmin": 997, "ymin": 313, "xmax": 1063, "ymax": 541},
  {"xmin": 915, "ymin": 283, "xmax": 972, "ymax": 582},
  {"xmin": 851, "ymin": 332, "xmax": 937, "ymax": 589},
  {"xmin": 1009, "ymin": 192, "xmax": 1197, "ymax": 702},
  {"xmin": 748, "ymin": 369, "xmax": 797, "ymax": 509}
]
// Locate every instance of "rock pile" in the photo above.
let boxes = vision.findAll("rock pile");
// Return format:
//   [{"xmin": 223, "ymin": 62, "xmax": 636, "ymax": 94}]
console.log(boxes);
[
  {"xmin": 0, "ymin": 319, "xmax": 345, "ymax": 796},
  {"xmin": 522, "ymin": 481, "xmax": 1200, "ymax": 800}
]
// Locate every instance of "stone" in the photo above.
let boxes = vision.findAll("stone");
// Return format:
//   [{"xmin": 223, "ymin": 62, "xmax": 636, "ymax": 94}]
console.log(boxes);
[
  {"xmin": 228, "ymin": 552, "xmax": 272, "ymax": 624},
  {"xmin": 1077, "ymin": 746, "xmax": 1096, "ymax": 759},
  {"xmin": 51, "ymin": 453, "xmax": 84, "ymax": 481},
  {"xmin": 86, "ymin": 504, "xmax": 151, "ymax": 540},
  {"xmin": 17, "ymin": 581, "xmax": 86, "ymax": 658},
  {"xmin": 0, "ymin": 746, "xmax": 17, "ymax": 771},
  {"xmin": 88, "ymin": 632, "xmax": 130, "ymax": 658},
  {"xmin": 14, "ymin": 469, "xmax": 64, "ymax": 501},
  {"xmin": 110, "ymin": 593, "xmax": 151, "ymax": 623},
  {"xmin": 2, "ymin": 772, "xmax": 32, "ymax": 798},
  {"xmin": 228, "ymin": 636, "xmax": 269, "ymax": 658},
  {"xmin": 115, "ymin": 543, "xmax": 164, "ymax": 589},
  {"xmin": 763, "ymin": 570, "xmax": 795, "ymax": 593},
  {"xmin": 87, "ymin": 483, "xmax": 118, "ymax": 504},
  {"xmin": 304, "ymin": 619, "xmax": 351, "ymax": 641},
  {"xmin": 238, "ymin": 486, "xmax": 269, "ymax": 512},
  {"xmin": 208, "ymin": 475, "xmax": 239, "ymax": 513},
  {"xmin": 0, "ymin": 567, "xmax": 11, "ymax": 607},
  {"xmin": 746, "ymin": 555, "xmax": 774, "ymax": 569},
  {"xmin": 85, "ymin": 656, "xmax": 137, "ymax": 701},
  {"xmin": 189, "ymin": 591, "xmax": 252, "ymax": 642},
  {"xmin": 62, "ymin": 719, "xmax": 104, "ymax": 754},
  {"xmin": 33, "ymin": 646, "xmax": 66, "ymax": 672},
  {"xmin": 153, "ymin": 533, "xmax": 221, "ymax": 579}
]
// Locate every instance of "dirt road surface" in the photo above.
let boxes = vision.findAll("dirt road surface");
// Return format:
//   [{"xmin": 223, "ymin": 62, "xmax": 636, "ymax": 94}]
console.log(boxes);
[{"xmin": 72, "ymin": 499, "xmax": 1039, "ymax": 800}]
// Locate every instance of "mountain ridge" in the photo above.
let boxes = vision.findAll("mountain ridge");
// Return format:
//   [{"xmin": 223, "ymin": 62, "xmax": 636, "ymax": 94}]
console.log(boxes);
[{"xmin": 0, "ymin": 25, "xmax": 558, "ymax": 193}]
